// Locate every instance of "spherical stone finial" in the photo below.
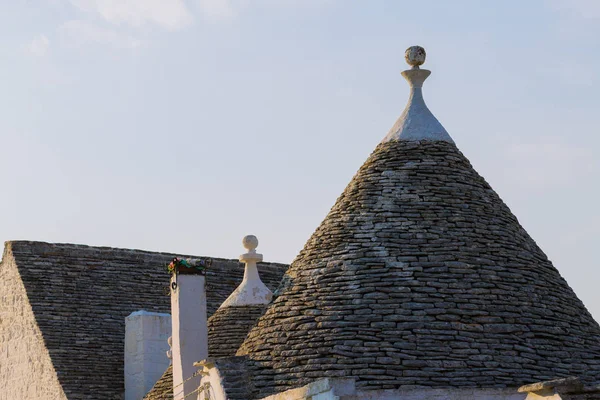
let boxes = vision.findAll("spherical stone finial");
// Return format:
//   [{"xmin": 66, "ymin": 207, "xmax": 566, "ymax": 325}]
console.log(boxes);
[
  {"xmin": 242, "ymin": 235, "xmax": 259, "ymax": 252},
  {"xmin": 405, "ymin": 46, "xmax": 426, "ymax": 68}
]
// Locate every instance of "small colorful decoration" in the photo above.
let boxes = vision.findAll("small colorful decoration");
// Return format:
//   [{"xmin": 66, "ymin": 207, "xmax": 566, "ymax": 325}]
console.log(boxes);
[
  {"xmin": 167, "ymin": 257, "xmax": 212, "ymax": 293},
  {"xmin": 167, "ymin": 257, "xmax": 211, "ymax": 275}
]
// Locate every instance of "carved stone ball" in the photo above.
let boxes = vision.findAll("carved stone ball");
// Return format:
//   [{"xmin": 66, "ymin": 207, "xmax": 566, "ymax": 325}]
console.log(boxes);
[
  {"xmin": 405, "ymin": 46, "xmax": 426, "ymax": 67},
  {"xmin": 242, "ymin": 235, "xmax": 259, "ymax": 251}
]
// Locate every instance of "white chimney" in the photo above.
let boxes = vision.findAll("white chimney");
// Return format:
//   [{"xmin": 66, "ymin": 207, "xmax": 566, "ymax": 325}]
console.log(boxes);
[
  {"xmin": 169, "ymin": 259, "xmax": 208, "ymax": 400},
  {"xmin": 124, "ymin": 311, "xmax": 172, "ymax": 400},
  {"xmin": 220, "ymin": 235, "xmax": 273, "ymax": 308}
]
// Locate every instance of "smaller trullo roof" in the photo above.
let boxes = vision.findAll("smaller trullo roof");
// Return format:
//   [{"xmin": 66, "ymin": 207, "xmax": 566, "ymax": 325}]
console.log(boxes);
[
  {"xmin": 236, "ymin": 46, "xmax": 600, "ymax": 398},
  {"xmin": 208, "ymin": 235, "xmax": 272, "ymax": 359},
  {"xmin": 144, "ymin": 236, "xmax": 274, "ymax": 400}
]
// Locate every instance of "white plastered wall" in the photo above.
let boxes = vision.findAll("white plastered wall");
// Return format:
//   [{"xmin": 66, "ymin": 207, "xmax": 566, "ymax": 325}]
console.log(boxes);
[
  {"xmin": 352, "ymin": 387, "xmax": 527, "ymax": 400},
  {"xmin": 259, "ymin": 378, "xmax": 529, "ymax": 400},
  {"xmin": 196, "ymin": 363, "xmax": 227, "ymax": 400},
  {"xmin": 524, "ymin": 392, "xmax": 562, "ymax": 400},
  {"xmin": 259, "ymin": 378, "xmax": 356, "ymax": 400},
  {"xmin": 124, "ymin": 310, "xmax": 172, "ymax": 400},
  {"xmin": 0, "ymin": 244, "xmax": 67, "ymax": 400}
]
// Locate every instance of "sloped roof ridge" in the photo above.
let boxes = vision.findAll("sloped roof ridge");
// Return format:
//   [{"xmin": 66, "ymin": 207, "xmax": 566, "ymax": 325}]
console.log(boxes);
[{"xmin": 5, "ymin": 240, "xmax": 289, "ymax": 267}]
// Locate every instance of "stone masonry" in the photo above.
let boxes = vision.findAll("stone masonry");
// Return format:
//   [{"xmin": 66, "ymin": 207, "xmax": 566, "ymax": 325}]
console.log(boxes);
[{"xmin": 208, "ymin": 305, "xmax": 268, "ymax": 359}]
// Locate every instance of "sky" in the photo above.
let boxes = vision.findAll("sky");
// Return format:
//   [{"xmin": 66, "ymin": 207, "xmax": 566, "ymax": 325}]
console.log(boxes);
[{"xmin": 0, "ymin": 0, "xmax": 599, "ymax": 319}]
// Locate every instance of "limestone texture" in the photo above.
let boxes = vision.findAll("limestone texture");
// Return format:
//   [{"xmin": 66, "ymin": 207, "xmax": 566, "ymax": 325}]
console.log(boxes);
[
  {"xmin": 237, "ymin": 140, "xmax": 600, "ymax": 398},
  {"xmin": 0, "ymin": 244, "xmax": 68, "ymax": 400}
]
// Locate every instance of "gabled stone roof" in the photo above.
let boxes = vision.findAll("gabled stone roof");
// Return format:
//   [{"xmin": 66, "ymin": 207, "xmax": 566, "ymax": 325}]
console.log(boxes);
[
  {"xmin": 0, "ymin": 241, "xmax": 287, "ymax": 400},
  {"xmin": 237, "ymin": 139, "xmax": 600, "ymax": 397}
]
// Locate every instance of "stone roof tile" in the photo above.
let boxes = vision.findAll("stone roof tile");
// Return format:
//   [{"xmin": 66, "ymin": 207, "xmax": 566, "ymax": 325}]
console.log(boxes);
[{"xmin": 208, "ymin": 305, "xmax": 268, "ymax": 359}]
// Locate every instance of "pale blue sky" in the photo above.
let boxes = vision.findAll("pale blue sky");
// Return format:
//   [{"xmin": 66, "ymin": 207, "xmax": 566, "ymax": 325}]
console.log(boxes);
[{"xmin": 1, "ymin": 0, "xmax": 599, "ymax": 319}]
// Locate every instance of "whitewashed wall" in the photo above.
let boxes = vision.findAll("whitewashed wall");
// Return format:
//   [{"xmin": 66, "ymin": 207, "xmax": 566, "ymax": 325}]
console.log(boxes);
[
  {"xmin": 0, "ymin": 246, "xmax": 67, "ymax": 400},
  {"xmin": 352, "ymin": 388, "xmax": 527, "ymax": 400},
  {"xmin": 258, "ymin": 378, "xmax": 529, "ymax": 400}
]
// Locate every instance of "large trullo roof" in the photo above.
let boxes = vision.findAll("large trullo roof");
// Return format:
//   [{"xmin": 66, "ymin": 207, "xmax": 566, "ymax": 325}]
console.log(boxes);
[{"xmin": 237, "ymin": 47, "xmax": 600, "ymax": 397}]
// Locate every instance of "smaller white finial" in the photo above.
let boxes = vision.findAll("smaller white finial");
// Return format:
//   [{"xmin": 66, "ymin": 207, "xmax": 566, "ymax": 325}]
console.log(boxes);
[
  {"xmin": 219, "ymin": 235, "xmax": 273, "ymax": 308},
  {"xmin": 242, "ymin": 235, "xmax": 259, "ymax": 253},
  {"xmin": 405, "ymin": 45, "xmax": 426, "ymax": 69}
]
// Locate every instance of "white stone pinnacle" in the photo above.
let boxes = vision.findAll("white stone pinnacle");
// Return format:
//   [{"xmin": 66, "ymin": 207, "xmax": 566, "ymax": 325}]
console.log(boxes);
[
  {"xmin": 219, "ymin": 235, "xmax": 273, "ymax": 308},
  {"xmin": 382, "ymin": 45, "xmax": 454, "ymax": 144}
]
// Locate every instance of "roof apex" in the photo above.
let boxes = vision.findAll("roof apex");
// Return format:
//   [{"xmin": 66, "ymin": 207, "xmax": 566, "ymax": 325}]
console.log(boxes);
[{"xmin": 382, "ymin": 46, "xmax": 454, "ymax": 144}]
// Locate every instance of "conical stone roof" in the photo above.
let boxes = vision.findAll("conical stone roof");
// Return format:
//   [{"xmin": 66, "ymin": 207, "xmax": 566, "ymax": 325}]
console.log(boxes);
[{"xmin": 237, "ymin": 47, "xmax": 600, "ymax": 397}]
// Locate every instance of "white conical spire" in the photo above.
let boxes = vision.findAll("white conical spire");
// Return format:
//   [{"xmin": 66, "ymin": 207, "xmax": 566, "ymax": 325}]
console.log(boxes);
[
  {"xmin": 382, "ymin": 46, "xmax": 454, "ymax": 143},
  {"xmin": 219, "ymin": 235, "xmax": 273, "ymax": 308}
]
